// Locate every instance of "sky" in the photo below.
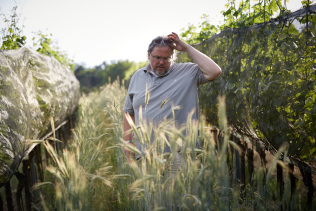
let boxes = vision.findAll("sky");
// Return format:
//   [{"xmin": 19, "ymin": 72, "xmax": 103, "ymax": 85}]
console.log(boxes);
[{"xmin": 0, "ymin": 0, "xmax": 306, "ymax": 68}]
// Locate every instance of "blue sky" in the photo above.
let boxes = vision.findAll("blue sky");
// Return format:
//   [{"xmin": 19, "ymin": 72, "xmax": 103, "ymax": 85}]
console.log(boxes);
[{"xmin": 0, "ymin": 0, "xmax": 305, "ymax": 67}]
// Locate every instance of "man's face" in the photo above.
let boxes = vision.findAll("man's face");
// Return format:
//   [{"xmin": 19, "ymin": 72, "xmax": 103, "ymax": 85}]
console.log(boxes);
[{"xmin": 148, "ymin": 46, "xmax": 173, "ymax": 76}]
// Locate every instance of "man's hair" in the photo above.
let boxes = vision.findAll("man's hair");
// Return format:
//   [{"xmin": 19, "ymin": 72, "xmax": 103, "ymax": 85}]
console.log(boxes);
[{"xmin": 147, "ymin": 36, "xmax": 174, "ymax": 54}]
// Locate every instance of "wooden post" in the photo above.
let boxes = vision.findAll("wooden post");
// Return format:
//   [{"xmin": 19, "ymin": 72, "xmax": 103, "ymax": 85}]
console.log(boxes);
[
  {"xmin": 228, "ymin": 134, "xmax": 234, "ymax": 181},
  {"xmin": 35, "ymin": 144, "xmax": 44, "ymax": 182},
  {"xmin": 299, "ymin": 165, "xmax": 314, "ymax": 209},
  {"xmin": 239, "ymin": 139, "xmax": 246, "ymax": 187},
  {"xmin": 5, "ymin": 180, "xmax": 14, "ymax": 211},
  {"xmin": 246, "ymin": 148, "xmax": 254, "ymax": 186},
  {"xmin": 277, "ymin": 163, "xmax": 284, "ymax": 199},
  {"xmin": 257, "ymin": 146, "xmax": 267, "ymax": 182},
  {"xmin": 15, "ymin": 171, "xmax": 26, "ymax": 211},
  {"xmin": 233, "ymin": 135, "xmax": 241, "ymax": 184},
  {"xmin": 288, "ymin": 163, "xmax": 296, "ymax": 199},
  {"xmin": 0, "ymin": 193, "xmax": 3, "ymax": 211},
  {"xmin": 23, "ymin": 158, "xmax": 33, "ymax": 210}
]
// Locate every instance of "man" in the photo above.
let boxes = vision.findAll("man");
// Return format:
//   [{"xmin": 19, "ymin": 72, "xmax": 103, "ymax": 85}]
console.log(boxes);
[{"xmin": 123, "ymin": 32, "xmax": 221, "ymax": 162}]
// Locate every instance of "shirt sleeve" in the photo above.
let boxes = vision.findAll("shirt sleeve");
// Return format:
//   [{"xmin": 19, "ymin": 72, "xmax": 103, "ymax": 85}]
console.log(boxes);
[
  {"xmin": 196, "ymin": 66, "xmax": 210, "ymax": 86},
  {"xmin": 186, "ymin": 63, "xmax": 210, "ymax": 87}
]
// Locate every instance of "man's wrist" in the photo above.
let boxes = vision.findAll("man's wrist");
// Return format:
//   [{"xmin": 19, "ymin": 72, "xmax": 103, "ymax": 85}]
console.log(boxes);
[{"xmin": 183, "ymin": 43, "xmax": 192, "ymax": 52}]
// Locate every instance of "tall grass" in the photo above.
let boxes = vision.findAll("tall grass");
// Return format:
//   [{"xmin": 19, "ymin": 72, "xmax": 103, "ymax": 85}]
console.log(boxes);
[
  {"xmin": 35, "ymin": 81, "xmax": 312, "ymax": 210},
  {"xmin": 35, "ymin": 81, "xmax": 127, "ymax": 210}
]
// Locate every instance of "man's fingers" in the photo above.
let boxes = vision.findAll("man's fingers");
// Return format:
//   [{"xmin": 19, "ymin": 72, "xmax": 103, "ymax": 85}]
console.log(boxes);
[
  {"xmin": 168, "ymin": 35, "xmax": 175, "ymax": 41},
  {"xmin": 172, "ymin": 32, "xmax": 179, "ymax": 38},
  {"xmin": 168, "ymin": 33, "xmax": 178, "ymax": 40}
]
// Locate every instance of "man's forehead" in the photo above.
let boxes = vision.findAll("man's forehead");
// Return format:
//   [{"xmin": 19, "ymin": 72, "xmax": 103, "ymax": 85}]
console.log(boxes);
[{"xmin": 151, "ymin": 46, "xmax": 173, "ymax": 54}]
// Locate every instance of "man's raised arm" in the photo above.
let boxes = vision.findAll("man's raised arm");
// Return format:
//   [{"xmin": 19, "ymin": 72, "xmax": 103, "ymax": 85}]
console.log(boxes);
[{"xmin": 168, "ymin": 32, "xmax": 222, "ymax": 81}]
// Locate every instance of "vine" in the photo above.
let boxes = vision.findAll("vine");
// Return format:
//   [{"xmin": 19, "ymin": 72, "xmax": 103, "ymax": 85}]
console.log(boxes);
[
  {"xmin": 177, "ymin": 2, "xmax": 316, "ymax": 163},
  {"xmin": 1, "ymin": 6, "xmax": 74, "ymax": 70},
  {"xmin": 0, "ymin": 6, "xmax": 26, "ymax": 50}
]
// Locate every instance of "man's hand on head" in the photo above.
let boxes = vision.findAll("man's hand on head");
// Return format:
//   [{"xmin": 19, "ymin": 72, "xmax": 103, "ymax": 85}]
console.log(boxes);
[
  {"xmin": 167, "ymin": 32, "xmax": 189, "ymax": 52},
  {"xmin": 167, "ymin": 32, "xmax": 221, "ymax": 81}
]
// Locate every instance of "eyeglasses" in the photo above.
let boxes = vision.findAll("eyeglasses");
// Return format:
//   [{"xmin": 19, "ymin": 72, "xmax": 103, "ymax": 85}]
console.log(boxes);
[
  {"xmin": 150, "ymin": 54, "xmax": 173, "ymax": 62},
  {"xmin": 153, "ymin": 38, "xmax": 174, "ymax": 46}
]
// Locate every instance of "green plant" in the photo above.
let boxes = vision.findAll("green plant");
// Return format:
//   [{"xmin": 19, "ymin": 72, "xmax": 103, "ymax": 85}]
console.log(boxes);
[
  {"xmin": 118, "ymin": 93, "xmax": 309, "ymax": 210},
  {"xmin": 181, "ymin": 14, "xmax": 219, "ymax": 45},
  {"xmin": 33, "ymin": 81, "xmax": 314, "ymax": 210},
  {"xmin": 34, "ymin": 81, "xmax": 128, "ymax": 210},
  {"xmin": 0, "ymin": 6, "xmax": 74, "ymax": 70},
  {"xmin": 75, "ymin": 60, "xmax": 147, "ymax": 93},
  {"xmin": 180, "ymin": 0, "xmax": 291, "ymax": 44},
  {"xmin": 0, "ymin": 6, "xmax": 26, "ymax": 50},
  {"xmin": 178, "ymin": 0, "xmax": 316, "ymax": 163},
  {"xmin": 32, "ymin": 31, "xmax": 75, "ymax": 70},
  {"xmin": 220, "ymin": 0, "xmax": 289, "ymax": 30}
]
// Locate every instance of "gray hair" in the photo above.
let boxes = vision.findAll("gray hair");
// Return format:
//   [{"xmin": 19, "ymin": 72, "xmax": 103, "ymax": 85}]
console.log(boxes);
[{"xmin": 147, "ymin": 36, "xmax": 174, "ymax": 54}]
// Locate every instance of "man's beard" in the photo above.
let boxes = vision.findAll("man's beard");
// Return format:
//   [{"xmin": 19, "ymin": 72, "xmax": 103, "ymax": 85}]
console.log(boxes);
[{"xmin": 149, "ymin": 61, "xmax": 171, "ymax": 76}]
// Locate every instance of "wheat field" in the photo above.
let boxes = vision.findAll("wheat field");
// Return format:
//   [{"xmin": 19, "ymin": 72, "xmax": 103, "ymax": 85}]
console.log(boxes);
[{"xmin": 35, "ymin": 81, "xmax": 310, "ymax": 211}]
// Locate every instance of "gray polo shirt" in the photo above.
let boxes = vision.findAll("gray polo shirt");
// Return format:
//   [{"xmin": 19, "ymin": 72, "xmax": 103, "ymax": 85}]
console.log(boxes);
[{"xmin": 124, "ymin": 62, "xmax": 210, "ymax": 152}]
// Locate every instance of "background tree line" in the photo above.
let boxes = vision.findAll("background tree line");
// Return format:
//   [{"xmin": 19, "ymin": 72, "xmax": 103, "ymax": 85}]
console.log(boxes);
[{"xmin": 74, "ymin": 60, "xmax": 146, "ymax": 93}]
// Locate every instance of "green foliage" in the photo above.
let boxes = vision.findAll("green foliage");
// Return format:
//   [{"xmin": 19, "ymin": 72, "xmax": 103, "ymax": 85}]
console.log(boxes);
[
  {"xmin": 124, "ymin": 60, "xmax": 148, "ymax": 80},
  {"xmin": 302, "ymin": 0, "xmax": 313, "ymax": 7},
  {"xmin": 75, "ymin": 60, "xmax": 146, "ymax": 93},
  {"xmin": 32, "ymin": 31, "xmax": 75, "ymax": 70},
  {"xmin": 102, "ymin": 60, "xmax": 135, "ymax": 84},
  {"xmin": 177, "ymin": 4, "xmax": 316, "ymax": 162},
  {"xmin": 0, "ymin": 6, "xmax": 26, "ymax": 50},
  {"xmin": 220, "ymin": 0, "xmax": 289, "ymax": 29},
  {"xmin": 35, "ymin": 81, "xmax": 127, "ymax": 210},
  {"xmin": 0, "ymin": 6, "xmax": 74, "ymax": 70},
  {"xmin": 181, "ymin": 0, "xmax": 291, "ymax": 44},
  {"xmin": 181, "ymin": 14, "xmax": 219, "ymax": 44}
]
